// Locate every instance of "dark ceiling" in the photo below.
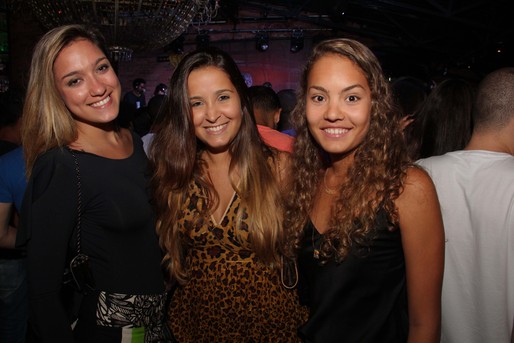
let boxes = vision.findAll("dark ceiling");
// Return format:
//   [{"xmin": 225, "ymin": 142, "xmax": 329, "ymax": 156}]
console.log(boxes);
[
  {"xmin": 188, "ymin": 0, "xmax": 513, "ymax": 78},
  {"xmin": 6, "ymin": 0, "xmax": 513, "ymax": 80}
]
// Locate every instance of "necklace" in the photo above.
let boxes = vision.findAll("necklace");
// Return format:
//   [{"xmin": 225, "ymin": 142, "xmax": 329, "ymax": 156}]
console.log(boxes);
[{"xmin": 323, "ymin": 169, "xmax": 339, "ymax": 196}]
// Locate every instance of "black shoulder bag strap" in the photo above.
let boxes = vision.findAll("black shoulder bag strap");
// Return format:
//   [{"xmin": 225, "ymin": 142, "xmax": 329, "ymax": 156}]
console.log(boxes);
[{"xmin": 65, "ymin": 148, "xmax": 95, "ymax": 294}]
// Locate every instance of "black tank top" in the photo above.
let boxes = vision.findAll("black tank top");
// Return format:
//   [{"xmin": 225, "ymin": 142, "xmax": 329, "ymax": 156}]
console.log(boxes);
[{"xmin": 298, "ymin": 209, "xmax": 408, "ymax": 343}]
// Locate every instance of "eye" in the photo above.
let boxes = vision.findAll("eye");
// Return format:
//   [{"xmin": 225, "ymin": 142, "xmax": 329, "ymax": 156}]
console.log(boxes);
[
  {"xmin": 97, "ymin": 63, "xmax": 110, "ymax": 73},
  {"xmin": 310, "ymin": 94, "xmax": 325, "ymax": 103},
  {"xmin": 190, "ymin": 100, "xmax": 203, "ymax": 107},
  {"xmin": 218, "ymin": 94, "xmax": 230, "ymax": 101},
  {"xmin": 346, "ymin": 95, "xmax": 360, "ymax": 102},
  {"xmin": 66, "ymin": 78, "xmax": 82, "ymax": 87}
]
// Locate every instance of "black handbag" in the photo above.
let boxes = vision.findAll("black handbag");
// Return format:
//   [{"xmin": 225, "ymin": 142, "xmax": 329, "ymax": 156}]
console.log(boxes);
[{"xmin": 61, "ymin": 148, "xmax": 96, "ymax": 322}]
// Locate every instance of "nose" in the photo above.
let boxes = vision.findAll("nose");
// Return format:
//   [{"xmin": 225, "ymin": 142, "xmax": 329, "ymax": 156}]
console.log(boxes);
[
  {"xmin": 89, "ymin": 76, "xmax": 107, "ymax": 97},
  {"xmin": 324, "ymin": 99, "xmax": 344, "ymax": 122},
  {"xmin": 205, "ymin": 104, "xmax": 221, "ymax": 123}
]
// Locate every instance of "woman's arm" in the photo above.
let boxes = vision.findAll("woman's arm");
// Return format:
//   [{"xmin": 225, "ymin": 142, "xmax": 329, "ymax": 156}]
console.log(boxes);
[
  {"xmin": 0, "ymin": 202, "xmax": 16, "ymax": 248},
  {"xmin": 395, "ymin": 166, "xmax": 445, "ymax": 343},
  {"xmin": 22, "ymin": 151, "xmax": 78, "ymax": 342}
]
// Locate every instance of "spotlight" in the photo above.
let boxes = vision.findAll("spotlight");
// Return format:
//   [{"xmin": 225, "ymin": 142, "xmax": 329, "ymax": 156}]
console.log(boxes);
[
  {"xmin": 256, "ymin": 32, "xmax": 269, "ymax": 52},
  {"xmin": 290, "ymin": 30, "xmax": 304, "ymax": 53},
  {"xmin": 196, "ymin": 31, "xmax": 210, "ymax": 49}
]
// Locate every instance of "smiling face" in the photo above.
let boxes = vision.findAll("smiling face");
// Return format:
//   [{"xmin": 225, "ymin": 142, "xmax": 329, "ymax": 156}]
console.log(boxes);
[
  {"xmin": 53, "ymin": 38, "xmax": 121, "ymax": 128},
  {"xmin": 306, "ymin": 53, "xmax": 372, "ymax": 160},
  {"xmin": 188, "ymin": 65, "xmax": 243, "ymax": 155}
]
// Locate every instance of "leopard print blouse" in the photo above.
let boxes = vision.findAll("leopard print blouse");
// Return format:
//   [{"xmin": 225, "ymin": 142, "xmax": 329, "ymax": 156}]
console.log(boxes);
[{"xmin": 168, "ymin": 181, "xmax": 307, "ymax": 342}]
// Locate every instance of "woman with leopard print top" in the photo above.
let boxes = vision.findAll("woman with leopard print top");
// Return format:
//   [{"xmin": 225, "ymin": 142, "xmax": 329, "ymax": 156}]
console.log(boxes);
[{"xmin": 149, "ymin": 47, "xmax": 307, "ymax": 342}]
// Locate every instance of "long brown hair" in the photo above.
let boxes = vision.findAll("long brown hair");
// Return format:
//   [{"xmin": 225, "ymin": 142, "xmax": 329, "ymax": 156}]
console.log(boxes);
[
  {"xmin": 150, "ymin": 47, "xmax": 285, "ymax": 284},
  {"xmin": 285, "ymin": 38, "xmax": 411, "ymax": 261}
]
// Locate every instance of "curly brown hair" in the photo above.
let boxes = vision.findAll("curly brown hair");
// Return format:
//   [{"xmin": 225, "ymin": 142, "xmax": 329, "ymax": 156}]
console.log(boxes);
[{"xmin": 284, "ymin": 38, "xmax": 411, "ymax": 262}]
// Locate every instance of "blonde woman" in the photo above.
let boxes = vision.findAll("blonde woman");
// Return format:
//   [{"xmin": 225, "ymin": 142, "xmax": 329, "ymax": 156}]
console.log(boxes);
[{"xmin": 20, "ymin": 25, "xmax": 166, "ymax": 342}]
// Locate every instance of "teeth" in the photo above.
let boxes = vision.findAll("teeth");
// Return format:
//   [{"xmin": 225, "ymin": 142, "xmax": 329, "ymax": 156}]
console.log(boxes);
[
  {"xmin": 91, "ymin": 96, "xmax": 110, "ymax": 107},
  {"xmin": 324, "ymin": 128, "xmax": 349, "ymax": 135},
  {"xmin": 206, "ymin": 124, "xmax": 226, "ymax": 132}
]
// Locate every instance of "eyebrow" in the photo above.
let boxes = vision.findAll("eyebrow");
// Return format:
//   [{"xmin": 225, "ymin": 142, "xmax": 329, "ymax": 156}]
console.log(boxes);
[
  {"xmin": 309, "ymin": 84, "xmax": 366, "ymax": 93},
  {"xmin": 214, "ymin": 88, "xmax": 235, "ymax": 95},
  {"xmin": 60, "ymin": 56, "xmax": 108, "ymax": 80},
  {"xmin": 189, "ymin": 88, "xmax": 235, "ymax": 100}
]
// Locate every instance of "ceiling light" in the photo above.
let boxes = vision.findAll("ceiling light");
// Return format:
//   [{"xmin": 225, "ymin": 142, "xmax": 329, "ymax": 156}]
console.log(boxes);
[
  {"xmin": 290, "ymin": 30, "xmax": 304, "ymax": 53},
  {"xmin": 9, "ymin": 0, "xmax": 217, "ymax": 54},
  {"xmin": 256, "ymin": 32, "xmax": 269, "ymax": 52}
]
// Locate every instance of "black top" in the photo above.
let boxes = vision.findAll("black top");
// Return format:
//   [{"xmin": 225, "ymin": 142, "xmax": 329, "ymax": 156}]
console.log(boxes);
[
  {"xmin": 298, "ymin": 210, "xmax": 408, "ymax": 343},
  {"xmin": 20, "ymin": 133, "xmax": 164, "ymax": 341}
]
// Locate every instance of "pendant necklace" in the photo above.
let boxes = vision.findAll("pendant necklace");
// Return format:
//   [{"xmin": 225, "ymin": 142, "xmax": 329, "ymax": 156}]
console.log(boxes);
[
  {"xmin": 323, "ymin": 169, "xmax": 339, "ymax": 196},
  {"xmin": 314, "ymin": 169, "xmax": 341, "ymax": 259}
]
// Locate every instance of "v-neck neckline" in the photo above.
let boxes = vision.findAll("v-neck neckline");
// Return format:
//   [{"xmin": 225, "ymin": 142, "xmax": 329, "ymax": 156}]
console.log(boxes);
[{"xmin": 210, "ymin": 190, "xmax": 237, "ymax": 226}]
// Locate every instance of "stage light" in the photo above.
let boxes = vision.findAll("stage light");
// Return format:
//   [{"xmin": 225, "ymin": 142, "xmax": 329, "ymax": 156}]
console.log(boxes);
[
  {"xmin": 256, "ymin": 32, "xmax": 269, "ymax": 52},
  {"xmin": 290, "ymin": 30, "xmax": 304, "ymax": 53}
]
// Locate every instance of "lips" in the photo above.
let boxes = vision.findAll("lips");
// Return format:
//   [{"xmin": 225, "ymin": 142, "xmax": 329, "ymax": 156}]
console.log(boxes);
[
  {"xmin": 205, "ymin": 123, "xmax": 228, "ymax": 133},
  {"xmin": 323, "ymin": 127, "xmax": 350, "ymax": 135},
  {"xmin": 90, "ymin": 95, "xmax": 111, "ymax": 108}
]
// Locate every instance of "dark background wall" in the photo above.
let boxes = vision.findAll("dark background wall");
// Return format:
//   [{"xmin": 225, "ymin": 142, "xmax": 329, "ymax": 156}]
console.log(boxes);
[
  {"xmin": 5, "ymin": 2, "xmax": 511, "ymax": 96},
  {"xmin": 116, "ymin": 38, "xmax": 312, "ymax": 95},
  {"xmin": 5, "ymin": 9, "xmax": 312, "ymax": 97}
]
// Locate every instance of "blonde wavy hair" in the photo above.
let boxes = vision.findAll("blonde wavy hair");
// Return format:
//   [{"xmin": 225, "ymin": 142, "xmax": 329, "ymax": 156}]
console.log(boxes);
[
  {"xmin": 21, "ymin": 24, "xmax": 111, "ymax": 177},
  {"xmin": 284, "ymin": 38, "xmax": 411, "ymax": 262},
  {"xmin": 149, "ymin": 47, "xmax": 285, "ymax": 284}
]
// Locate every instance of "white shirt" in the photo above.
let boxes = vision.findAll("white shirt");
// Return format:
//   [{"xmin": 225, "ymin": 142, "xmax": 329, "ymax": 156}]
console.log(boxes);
[
  {"xmin": 418, "ymin": 150, "xmax": 514, "ymax": 343},
  {"xmin": 141, "ymin": 133, "xmax": 155, "ymax": 157}
]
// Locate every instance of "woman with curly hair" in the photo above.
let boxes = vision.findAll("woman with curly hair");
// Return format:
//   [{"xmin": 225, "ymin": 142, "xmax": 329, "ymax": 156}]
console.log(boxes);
[
  {"xmin": 284, "ymin": 38, "xmax": 445, "ymax": 342},
  {"xmin": 149, "ymin": 47, "xmax": 306, "ymax": 341}
]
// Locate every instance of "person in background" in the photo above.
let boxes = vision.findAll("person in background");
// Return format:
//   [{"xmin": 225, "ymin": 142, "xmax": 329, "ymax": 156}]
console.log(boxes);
[
  {"xmin": 0, "ymin": 87, "xmax": 27, "ymax": 343},
  {"xmin": 391, "ymin": 75, "xmax": 428, "ymax": 132},
  {"xmin": 140, "ymin": 94, "xmax": 167, "ymax": 155},
  {"xmin": 277, "ymin": 88, "xmax": 298, "ymax": 137},
  {"xmin": 119, "ymin": 77, "xmax": 146, "ymax": 128},
  {"xmin": 152, "ymin": 83, "xmax": 168, "ymax": 97},
  {"xmin": 417, "ymin": 67, "xmax": 514, "ymax": 343},
  {"xmin": 242, "ymin": 72, "xmax": 253, "ymax": 87},
  {"xmin": 0, "ymin": 149, "xmax": 24, "ymax": 249},
  {"xmin": 19, "ymin": 24, "xmax": 166, "ymax": 342},
  {"xmin": 133, "ymin": 83, "xmax": 168, "ymax": 137},
  {"xmin": 407, "ymin": 78, "xmax": 476, "ymax": 160},
  {"xmin": 0, "ymin": 87, "xmax": 24, "ymax": 153},
  {"xmin": 123, "ymin": 77, "xmax": 146, "ymax": 110},
  {"xmin": 248, "ymin": 85, "xmax": 295, "ymax": 153},
  {"xmin": 147, "ymin": 83, "xmax": 167, "ymax": 121},
  {"xmin": 149, "ymin": 47, "xmax": 307, "ymax": 341},
  {"xmin": 285, "ymin": 38, "xmax": 444, "ymax": 343}
]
